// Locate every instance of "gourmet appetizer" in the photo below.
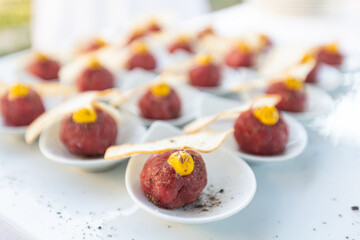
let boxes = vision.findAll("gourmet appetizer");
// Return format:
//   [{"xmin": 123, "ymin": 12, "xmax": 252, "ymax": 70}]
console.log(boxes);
[
  {"xmin": 225, "ymin": 41, "xmax": 254, "ymax": 68},
  {"xmin": 79, "ymin": 38, "xmax": 107, "ymax": 54},
  {"xmin": 138, "ymin": 82, "xmax": 181, "ymax": 120},
  {"xmin": 76, "ymin": 58, "xmax": 115, "ymax": 92},
  {"xmin": 188, "ymin": 54, "xmax": 221, "ymax": 87},
  {"xmin": 140, "ymin": 149, "xmax": 207, "ymax": 209},
  {"xmin": 127, "ymin": 42, "xmax": 157, "ymax": 71},
  {"xmin": 234, "ymin": 105, "xmax": 288, "ymax": 155},
  {"xmin": 266, "ymin": 76, "xmax": 307, "ymax": 112},
  {"xmin": 1, "ymin": 84, "xmax": 45, "ymax": 126},
  {"xmin": 105, "ymin": 128, "xmax": 233, "ymax": 209},
  {"xmin": 59, "ymin": 106, "xmax": 118, "ymax": 156},
  {"xmin": 316, "ymin": 42, "xmax": 343, "ymax": 66},
  {"xmin": 26, "ymin": 53, "xmax": 60, "ymax": 80},
  {"xmin": 182, "ymin": 95, "xmax": 287, "ymax": 156},
  {"xmin": 302, "ymin": 43, "xmax": 343, "ymax": 83},
  {"xmin": 168, "ymin": 35, "xmax": 193, "ymax": 54}
]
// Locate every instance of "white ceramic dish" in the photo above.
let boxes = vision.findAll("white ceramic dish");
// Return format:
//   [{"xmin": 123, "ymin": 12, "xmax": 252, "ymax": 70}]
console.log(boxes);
[
  {"xmin": 315, "ymin": 64, "xmax": 342, "ymax": 92},
  {"xmin": 125, "ymin": 121, "xmax": 257, "ymax": 224},
  {"xmin": 123, "ymin": 84, "xmax": 203, "ymax": 127},
  {"xmin": 192, "ymin": 67, "xmax": 259, "ymax": 96},
  {"xmin": 39, "ymin": 112, "xmax": 146, "ymax": 172},
  {"xmin": 0, "ymin": 95, "xmax": 64, "ymax": 135},
  {"xmin": 204, "ymin": 114, "xmax": 307, "ymax": 162},
  {"xmin": 287, "ymin": 85, "xmax": 334, "ymax": 120}
]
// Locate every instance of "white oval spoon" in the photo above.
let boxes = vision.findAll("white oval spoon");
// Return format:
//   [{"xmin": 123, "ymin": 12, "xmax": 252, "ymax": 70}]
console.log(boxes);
[
  {"xmin": 125, "ymin": 121, "xmax": 257, "ymax": 223},
  {"xmin": 39, "ymin": 112, "xmax": 146, "ymax": 172}
]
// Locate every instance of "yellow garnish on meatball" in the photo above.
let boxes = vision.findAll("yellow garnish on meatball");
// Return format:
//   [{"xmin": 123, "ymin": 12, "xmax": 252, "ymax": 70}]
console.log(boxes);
[
  {"xmin": 284, "ymin": 76, "xmax": 304, "ymax": 91},
  {"xmin": 177, "ymin": 35, "xmax": 190, "ymax": 43},
  {"xmin": 237, "ymin": 41, "xmax": 251, "ymax": 53},
  {"xmin": 72, "ymin": 108, "xmax": 97, "ymax": 124},
  {"xmin": 151, "ymin": 82, "xmax": 171, "ymax": 97},
  {"xmin": 301, "ymin": 52, "xmax": 316, "ymax": 63},
  {"xmin": 253, "ymin": 105, "xmax": 279, "ymax": 125},
  {"xmin": 88, "ymin": 58, "xmax": 102, "ymax": 69},
  {"xmin": 132, "ymin": 41, "xmax": 148, "ymax": 54},
  {"xmin": 8, "ymin": 84, "xmax": 30, "ymax": 100},
  {"xmin": 195, "ymin": 54, "xmax": 213, "ymax": 66},
  {"xmin": 168, "ymin": 151, "xmax": 194, "ymax": 176},
  {"xmin": 325, "ymin": 42, "xmax": 339, "ymax": 53}
]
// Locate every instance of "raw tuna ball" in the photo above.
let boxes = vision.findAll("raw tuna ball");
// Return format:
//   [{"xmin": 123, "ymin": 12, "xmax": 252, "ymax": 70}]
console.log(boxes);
[
  {"xmin": 225, "ymin": 43, "xmax": 254, "ymax": 68},
  {"xmin": 168, "ymin": 36, "xmax": 193, "ymax": 54},
  {"xmin": 140, "ymin": 150, "xmax": 207, "ymax": 209},
  {"xmin": 80, "ymin": 38, "xmax": 107, "ymax": 53},
  {"xmin": 305, "ymin": 62, "xmax": 320, "ymax": 83},
  {"xmin": 26, "ymin": 54, "xmax": 60, "ymax": 80},
  {"xmin": 317, "ymin": 46, "xmax": 343, "ymax": 66},
  {"xmin": 266, "ymin": 80, "xmax": 307, "ymax": 112},
  {"xmin": 147, "ymin": 21, "xmax": 162, "ymax": 33},
  {"xmin": 138, "ymin": 83, "xmax": 181, "ymax": 120},
  {"xmin": 0, "ymin": 84, "xmax": 45, "ymax": 126},
  {"xmin": 59, "ymin": 108, "xmax": 117, "ymax": 156},
  {"xmin": 234, "ymin": 107, "xmax": 289, "ymax": 155},
  {"xmin": 76, "ymin": 61, "xmax": 115, "ymax": 92},
  {"xmin": 127, "ymin": 42, "xmax": 156, "ymax": 71},
  {"xmin": 188, "ymin": 55, "xmax": 221, "ymax": 87}
]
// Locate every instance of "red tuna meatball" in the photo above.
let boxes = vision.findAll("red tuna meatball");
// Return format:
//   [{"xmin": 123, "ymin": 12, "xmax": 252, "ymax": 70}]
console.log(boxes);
[
  {"xmin": 1, "ymin": 86, "xmax": 45, "ymax": 126},
  {"xmin": 225, "ymin": 49, "xmax": 254, "ymax": 68},
  {"xmin": 59, "ymin": 109, "xmax": 118, "ymax": 156},
  {"xmin": 317, "ymin": 48, "xmax": 343, "ymax": 66},
  {"xmin": 147, "ymin": 21, "xmax": 162, "ymax": 33},
  {"xmin": 76, "ymin": 65, "xmax": 115, "ymax": 92},
  {"xmin": 188, "ymin": 64, "xmax": 221, "ymax": 87},
  {"xmin": 140, "ymin": 150, "xmax": 207, "ymax": 209},
  {"xmin": 138, "ymin": 84, "xmax": 181, "ymax": 120},
  {"xmin": 26, "ymin": 55, "xmax": 60, "ymax": 80},
  {"xmin": 305, "ymin": 62, "xmax": 320, "ymax": 83},
  {"xmin": 168, "ymin": 42, "xmax": 193, "ymax": 54},
  {"xmin": 266, "ymin": 81, "xmax": 307, "ymax": 112},
  {"xmin": 234, "ymin": 109, "xmax": 289, "ymax": 155},
  {"xmin": 80, "ymin": 38, "xmax": 107, "ymax": 53},
  {"xmin": 127, "ymin": 53, "xmax": 156, "ymax": 71}
]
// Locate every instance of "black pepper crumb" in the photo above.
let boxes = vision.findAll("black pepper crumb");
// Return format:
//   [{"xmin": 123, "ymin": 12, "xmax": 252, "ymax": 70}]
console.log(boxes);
[
  {"xmin": 98, "ymin": 226, "xmax": 102, "ymax": 230},
  {"xmin": 57, "ymin": 212, "xmax": 61, "ymax": 215},
  {"xmin": 313, "ymin": 228, "xmax": 316, "ymax": 231},
  {"xmin": 219, "ymin": 189, "xmax": 224, "ymax": 193},
  {"xmin": 351, "ymin": 206, "xmax": 359, "ymax": 211},
  {"xmin": 346, "ymin": 237, "xmax": 349, "ymax": 239},
  {"xmin": 107, "ymin": 235, "xmax": 112, "ymax": 238},
  {"xmin": 339, "ymin": 214, "xmax": 343, "ymax": 217},
  {"xmin": 322, "ymin": 222, "xmax": 327, "ymax": 224}
]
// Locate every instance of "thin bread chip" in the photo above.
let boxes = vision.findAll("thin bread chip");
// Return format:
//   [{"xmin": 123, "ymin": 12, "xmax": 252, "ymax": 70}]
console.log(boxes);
[
  {"xmin": 91, "ymin": 101, "xmax": 122, "ymax": 123},
  {"xmin": 183, "ymin": 94, "xmax": 281, "ymax": 134},
  {"xmin": 105, "ymin": 129, "xmax": 234, "ymax": 160},
  {"xmin": 25, "ymin": 91, "xmax": 98, "ymax": 143},
  {"xmin": 33, "ymin": 82, "xmax": 77, "ymax": 97},
  {"xmin": 284, "ymin": 60, "xmax": 316, "ymax": 81},
  {"xmin": 231, "ymin": 60, "xmax": 316, "ymax": 93}
]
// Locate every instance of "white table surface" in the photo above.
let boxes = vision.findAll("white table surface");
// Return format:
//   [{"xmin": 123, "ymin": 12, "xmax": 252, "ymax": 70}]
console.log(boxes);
[{"xmin": 1, "ymin": 3, "xmax": 360, "ymax": 240}]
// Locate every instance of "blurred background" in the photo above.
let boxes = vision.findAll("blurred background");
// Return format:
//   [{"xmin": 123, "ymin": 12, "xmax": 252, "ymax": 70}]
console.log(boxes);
[{"xmin": 0, "ymin": 0, "xmax": 359, "ymax": 55}]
